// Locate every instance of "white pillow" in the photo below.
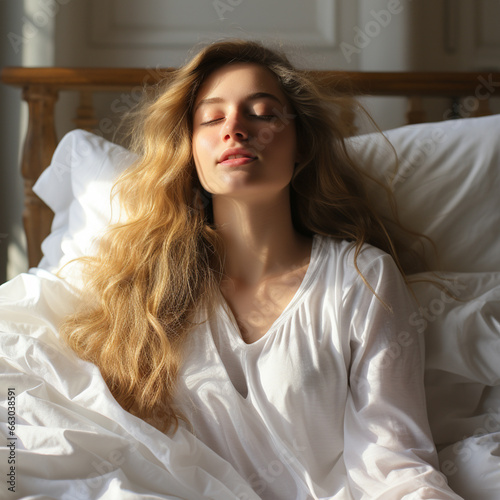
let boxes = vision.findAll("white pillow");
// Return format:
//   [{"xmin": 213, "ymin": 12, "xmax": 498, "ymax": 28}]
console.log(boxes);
[
  {"xmin": 32, "ymin": 129, "xmax": 137, "ymax": 286},
  {"xmin": 33, "ymin": 116, "xmax": 500, "ymax": 284},
  {"xmin": 349, "ymin": 114, "xmax": 500, "ymax": 273}
]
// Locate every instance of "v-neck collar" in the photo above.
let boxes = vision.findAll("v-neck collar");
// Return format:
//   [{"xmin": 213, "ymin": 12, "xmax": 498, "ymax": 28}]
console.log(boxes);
[{"xmin": 215, "ymin": 234, "xmax": 325, "ymax": 347}]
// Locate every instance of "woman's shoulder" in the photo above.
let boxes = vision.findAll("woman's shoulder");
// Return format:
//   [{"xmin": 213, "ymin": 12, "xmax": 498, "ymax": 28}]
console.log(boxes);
[
  {"xmin": 315, "ymin": 234, "xmax": 392, "ymax": 269},
  {"xmin": 313, "ymin": 235, "xmax": 402, "ymax": 293}
]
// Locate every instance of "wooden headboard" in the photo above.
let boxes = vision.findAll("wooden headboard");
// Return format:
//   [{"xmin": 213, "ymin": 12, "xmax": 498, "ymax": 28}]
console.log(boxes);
[{"xmin": 1, "ymin": 67, "xmax": 499, "ymax": 268}]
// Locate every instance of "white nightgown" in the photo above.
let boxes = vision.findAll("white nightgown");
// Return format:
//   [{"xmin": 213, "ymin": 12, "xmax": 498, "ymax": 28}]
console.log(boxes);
[{"xmin": 174, "ymin": 235, "xmax": 463, "ymax": 500}]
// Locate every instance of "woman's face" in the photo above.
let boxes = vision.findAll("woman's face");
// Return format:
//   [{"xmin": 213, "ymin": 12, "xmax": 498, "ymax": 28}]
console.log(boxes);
[{"xmin": 192, "ymin": 63, "xmax": 298, "ymax": 201}]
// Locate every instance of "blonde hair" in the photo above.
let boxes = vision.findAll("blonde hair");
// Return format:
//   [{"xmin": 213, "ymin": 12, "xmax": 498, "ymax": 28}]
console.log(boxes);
[{"xmin": 61, "ymin": 39, "xmax": 408, "ymax": 432}]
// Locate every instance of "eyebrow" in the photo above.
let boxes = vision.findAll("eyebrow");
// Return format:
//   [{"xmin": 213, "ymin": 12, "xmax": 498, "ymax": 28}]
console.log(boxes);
[{"xmin": 194, "ymin": 92, "xmax": 284, "ymax": 113}]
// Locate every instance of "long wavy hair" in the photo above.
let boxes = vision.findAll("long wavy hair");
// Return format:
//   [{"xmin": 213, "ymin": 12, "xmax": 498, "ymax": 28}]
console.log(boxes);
[{"xmin": 60, "ymin": 39, "xmax": 410, "ymax": 432}]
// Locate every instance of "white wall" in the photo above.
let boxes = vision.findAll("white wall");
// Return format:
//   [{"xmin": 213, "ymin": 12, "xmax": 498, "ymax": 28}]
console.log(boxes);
[
  {"xmin": 55, "ymin": 0, "xmax": 358, "ymax": 70},
  {"xmin": 355, "ymin": 0, "xmax": 417, "ymax": 129}
]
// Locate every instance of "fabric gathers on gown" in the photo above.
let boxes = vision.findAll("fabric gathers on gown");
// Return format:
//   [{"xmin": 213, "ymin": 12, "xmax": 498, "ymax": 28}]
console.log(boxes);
[{"xmin": 174, "ymin": 235, "xmax": 463, "ymax": 500}]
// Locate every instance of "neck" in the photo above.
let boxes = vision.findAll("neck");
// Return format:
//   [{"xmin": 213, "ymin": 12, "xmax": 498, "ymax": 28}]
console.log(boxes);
[{"xmin": 212, "ymin": 189, "xmax": 312, "ymax": 286}]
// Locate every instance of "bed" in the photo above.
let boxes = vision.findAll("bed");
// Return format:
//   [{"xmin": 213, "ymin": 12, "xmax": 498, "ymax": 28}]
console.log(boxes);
[{"xmin": 1, "ymin": 67, "xmax": 499, "ymax": 499}]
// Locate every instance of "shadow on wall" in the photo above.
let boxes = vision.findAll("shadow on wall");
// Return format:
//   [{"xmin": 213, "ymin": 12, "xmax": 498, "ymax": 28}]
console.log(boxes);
[{"xmin": 0, "ymin": 1, "xmax": 25, "ymax": 284}]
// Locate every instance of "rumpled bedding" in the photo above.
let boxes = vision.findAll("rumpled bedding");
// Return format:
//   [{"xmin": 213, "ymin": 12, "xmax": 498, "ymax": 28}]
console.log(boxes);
[
  {"xmin": 0, "ymin": 269, "xmax": 259, "ymax": 500},
  {"xmin": 0, "ymin": 268, "xmax": 499, "ymax": 499},
  {"xmin": 413, "ymin": 272, "xmax": 500, "ymax": 500}
]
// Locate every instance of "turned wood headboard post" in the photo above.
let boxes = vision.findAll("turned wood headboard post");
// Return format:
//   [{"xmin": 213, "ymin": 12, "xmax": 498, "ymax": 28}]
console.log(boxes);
[
  {"xmin": 21, "ymin": 84, "xmax": 58, "ymax": 268},
  {"xmin": 74, "ymin": 91, "xmax": 98, "ymax": 131},
  {"xmin": 406, "ymin": 96, "xmax": 426, "ymax": 124}
]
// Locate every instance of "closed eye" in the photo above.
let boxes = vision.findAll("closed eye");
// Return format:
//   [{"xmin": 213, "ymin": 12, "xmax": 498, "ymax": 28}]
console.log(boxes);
[
  {"xmin": 200, "ymin": 117, "xmax": 224, "ymax": 126},
  {"xmin": 200, "ymin": 115, "xmax": 276, "ymax": 125},
  {"xmin": 250, "ymin": 114, "xmax": 277, "ymax": 121}
]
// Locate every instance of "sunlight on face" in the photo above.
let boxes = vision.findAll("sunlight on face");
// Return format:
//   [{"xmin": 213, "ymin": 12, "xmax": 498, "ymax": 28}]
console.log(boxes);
[{"xmin": 192, "ymin": 63, "xmax": 298, "ymax": 202}]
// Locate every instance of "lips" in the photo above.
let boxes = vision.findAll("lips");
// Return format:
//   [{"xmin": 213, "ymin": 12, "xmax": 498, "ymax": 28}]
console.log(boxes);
[{"xmin": 218, "ymin": 148, "xmax": 257, "ymax": 166}]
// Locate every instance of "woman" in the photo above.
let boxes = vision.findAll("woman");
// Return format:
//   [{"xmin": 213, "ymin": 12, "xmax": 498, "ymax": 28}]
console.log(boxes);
[{"xmin": 61, "ymin": 40, "xmax": 462, "ymax": 499}]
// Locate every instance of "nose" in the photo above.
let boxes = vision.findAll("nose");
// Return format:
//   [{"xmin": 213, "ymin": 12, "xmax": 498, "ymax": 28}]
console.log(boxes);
[{"xmin": 222, "ymin": 111, "xmax": 249, "ymax": 142}]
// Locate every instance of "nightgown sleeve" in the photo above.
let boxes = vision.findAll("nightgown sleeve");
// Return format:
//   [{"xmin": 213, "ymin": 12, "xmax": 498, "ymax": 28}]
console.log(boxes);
[{"xmin": 341, "ymin": 250, "xmax": 463, "ymax": 500}]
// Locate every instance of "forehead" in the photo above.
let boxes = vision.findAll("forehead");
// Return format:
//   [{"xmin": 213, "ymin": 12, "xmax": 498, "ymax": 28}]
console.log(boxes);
[{"xmin": 194, "ymin": 62, "xmax": 286, "ymax": 107}]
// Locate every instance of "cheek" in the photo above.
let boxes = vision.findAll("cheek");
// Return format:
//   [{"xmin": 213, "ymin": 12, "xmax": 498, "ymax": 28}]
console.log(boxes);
[
  {"xmin": 270, "ymin": 126, "xmax": 298, "ymax": 164},
  {"xmin": 192, "ymin": 133, "xmax": 214, "ymax": 191},
  {"xmin": 192, "ymin": 132, "xmax": 212, "ymax": 168}
]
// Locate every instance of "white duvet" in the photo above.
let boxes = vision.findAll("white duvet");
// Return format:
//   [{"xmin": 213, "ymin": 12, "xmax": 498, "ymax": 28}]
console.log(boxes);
[
  {"xmin": 0, "ymin": 269, "xmax": 260, "ymax": 500},
  {"xmin": 1, "ymin": 267, "xmax": 499, "ymax": 499}
]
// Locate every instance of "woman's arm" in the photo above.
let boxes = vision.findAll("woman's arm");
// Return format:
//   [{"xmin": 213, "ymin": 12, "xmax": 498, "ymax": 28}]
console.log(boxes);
[{"xmin": 342, "ymin": 250, "xmax": 464, "ymax": 499}]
